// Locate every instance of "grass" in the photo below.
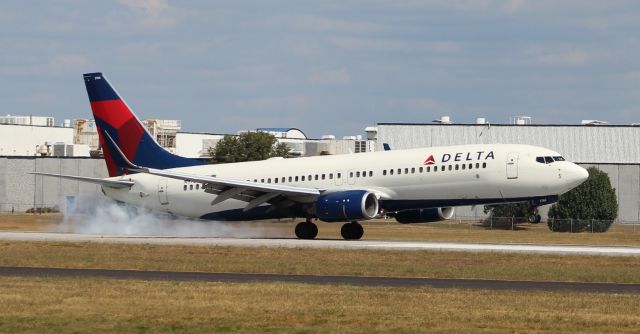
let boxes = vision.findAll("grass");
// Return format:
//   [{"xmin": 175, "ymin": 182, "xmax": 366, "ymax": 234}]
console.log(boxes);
[
  {"xmin": 1, "ymin": 277, "xmax": 639, "ymax": 333},
  {"xmin": 1, "ymin": 241, "xmax": 640, "ymax": 284},
  {"xmin": 3, "ymin": 213, "xmax": 640, "ymax": 246}
]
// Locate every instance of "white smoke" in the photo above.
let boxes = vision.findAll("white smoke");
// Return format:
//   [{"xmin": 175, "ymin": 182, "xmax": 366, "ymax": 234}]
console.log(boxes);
[{"xmin": 57, "ymin": 193, "xmax": 292, "ymax": 238}]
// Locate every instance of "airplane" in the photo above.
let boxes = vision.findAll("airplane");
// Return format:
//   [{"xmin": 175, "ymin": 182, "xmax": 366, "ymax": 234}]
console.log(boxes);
[{"xmin": 34, "ymin": 72, "xmax": 589, "ymax": 240}]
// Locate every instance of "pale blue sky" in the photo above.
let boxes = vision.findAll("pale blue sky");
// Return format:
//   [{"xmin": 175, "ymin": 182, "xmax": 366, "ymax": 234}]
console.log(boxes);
[{"xmin": 1, "ymin": 1, "xmax": 639, "ymax": 137}]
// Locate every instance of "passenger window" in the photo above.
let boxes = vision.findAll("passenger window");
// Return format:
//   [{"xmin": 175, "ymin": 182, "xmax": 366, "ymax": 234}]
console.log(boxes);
[
  {"xmin": 426, "ymin": 166, "xmax": 430, "ymax": 172},
  {"xmin": 189, "ymin": 184, "xmax": 193, "ymax": 190},
  {"xmin": 261, "ymin": 179, "xmax": 265, "ymax": 183},
  {"xmin": 337, "ymin": 173, "xmax": 341, "ymax": 179},
  {"xmin": 468, "ymin": 163, "xmax": 473, "ymax": 169},
  {"xmin": 405, "ymin": 168, "xmax": 409, "ymax": 174},
  {"xmin": 411, "ymin": 168, "xmax": 415, "ymax": 174},
  {"xmin": 433, "ymin": 166, "xmax": 437, "ymax": 172},
  {"xmin": 475, "ymin": 163, "xmax": 480, "ymax": 169},
  {"xmin": 308, "ymin": 175, "xmax": 312, "ymax": 181},
  {"xmin": 455, "ymin": 164, "xmax": 459, "ymax": 170},
  {"xmin": 397, "ymin": 168, "xmax": 401, "ymax": 174},
  {"xmin": 253, "ymin": 179, "xmax": 257, "ymax": 182},
  {"xmin": 183, "ymin": 185, "xmax": 187, "ymax": 191},
  {"xmin": 383, "ymin": 170, "xmax": 387, "ymax": 176},
  {"xmin": 545, "ymin": 156, "xmax": 554, "ymax": 164},
  {"xmin": 419, "ymin": 167, "xmax": 423, "ymax": 173},
  {"xmin": 329, "ymin": 173, "xmax": 333, "ymax": 179},
  {"xmin": 369, "ymin": 171, "xmax": 373, "ymax": 177},
  {"xmin": 462, "ymin": 164, "xmax": 466, "ymax": 170},
  {"xmin": 536, "ymin": 157, "xmax": 545, "ymax": 164},
  {"xmin": 301, "ymin": 176, "xmax": 305, "ymax": 181},
  {"xmin": 482, "ymin": 162, "xmax": 487, "ymax": 168},
  {"xmin": 362, "ymin": 171, "xmax": 366, "ymax": 177},
  {"xmin": 322, "ymin": 174, "xmax": 325, "ymax": 180},
  {"xmin": 448, "ymin": 165, "xmax": 452, "ymax": 171},
  {"xmin": 268, "ymin": 178, "xmax": 271, "ymax": 183},
  {"xmin": 356, "ymin": 171, "xmax": 360, "ymax": 177},
  {"xmin": 315, "ymin": 175, "xmax": 318, "ymax": 180},
  {"xmin": 196, "ymin": 184, "xmax": 200, "ymax": 190},
  {"xmin": 350, "ymin": 172, "xmax": 354, "ymax": 178},
  {"xmin": 274, "ymin": 178, "xmax": 278, "ymax": 183},
  {"xmin": 295, "ymin": 176, "xmax": 299, "ymax": 182},
  {"xmin": 390, "ymin": 169, "xmax": 394, "ymax": 175},
  {"xmin": 282, "ymin": 177, "xmax": 285, "ymax": 183},
  {"xmin": 288, "ymin": 177, "xmax": 292, "ymax": 182}
]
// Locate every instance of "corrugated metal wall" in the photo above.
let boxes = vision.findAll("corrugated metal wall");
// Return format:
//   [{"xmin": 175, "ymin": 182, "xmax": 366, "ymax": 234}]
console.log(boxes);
[{"xmin": 377, "ymin": 124, "xmax": 640, "ymax": 163}]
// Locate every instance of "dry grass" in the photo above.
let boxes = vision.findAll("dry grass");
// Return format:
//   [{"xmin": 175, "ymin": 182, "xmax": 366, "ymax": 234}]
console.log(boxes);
[
  {"xmin": 0, "ymin": 241, "xmax": 639, "ymax": 284},
  {"xmin": 0, "ymin": 276, "xmax": 639, "ymax": 333},
  {"xmin": 3, "ymin": 213, "xmax": 640, "ymax": 246}
]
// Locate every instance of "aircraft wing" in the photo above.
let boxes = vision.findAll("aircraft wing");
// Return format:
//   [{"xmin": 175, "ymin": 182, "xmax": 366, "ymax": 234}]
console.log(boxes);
[{"xmin": 29, "ymin": 172, "xmax": 134, "ymax": 189}]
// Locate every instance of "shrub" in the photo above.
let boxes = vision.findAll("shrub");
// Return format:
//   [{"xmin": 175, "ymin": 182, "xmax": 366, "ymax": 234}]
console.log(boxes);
[{"xmin": 548, "ymin": 167, "xmax": 617, "ymax": 232}]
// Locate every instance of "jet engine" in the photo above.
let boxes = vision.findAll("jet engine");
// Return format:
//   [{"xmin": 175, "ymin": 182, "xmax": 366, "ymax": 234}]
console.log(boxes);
[
  {"xmin": 394, "ymin": 207, "xmax": 455, "ymax": 224},
  {"xmin": 316, "ymin": 190, "xmax": 379, "ymax": 222}
]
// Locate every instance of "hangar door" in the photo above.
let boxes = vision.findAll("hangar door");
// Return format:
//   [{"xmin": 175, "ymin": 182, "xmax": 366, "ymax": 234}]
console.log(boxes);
[{"xmin": 506, "ymin": 152, "xmax": 519, "ymax": 179}]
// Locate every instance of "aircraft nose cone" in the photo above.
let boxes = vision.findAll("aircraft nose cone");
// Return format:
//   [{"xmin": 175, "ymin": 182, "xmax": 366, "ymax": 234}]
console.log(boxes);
[{"xmin": 569, "ymin": 164, "xmax": 589, "ymax": 187}]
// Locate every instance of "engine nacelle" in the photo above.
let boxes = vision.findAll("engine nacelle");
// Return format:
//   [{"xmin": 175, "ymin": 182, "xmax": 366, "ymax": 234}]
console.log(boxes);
[
  {"xmin": 395, "ymin": 207, "xmax": 455, "ymax": 224},
  {"xmin": 316, "ymin": 190, "xmax": 379, "ymax": 222}
]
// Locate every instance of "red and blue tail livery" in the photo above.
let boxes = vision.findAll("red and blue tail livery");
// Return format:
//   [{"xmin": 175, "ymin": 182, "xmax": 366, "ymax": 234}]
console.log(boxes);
[{"xmin": 83, "ymin": 72, "xmax": 204, "ymax": 176}]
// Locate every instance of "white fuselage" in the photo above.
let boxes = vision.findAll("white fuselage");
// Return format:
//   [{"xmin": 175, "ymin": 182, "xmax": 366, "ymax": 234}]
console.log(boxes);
[{"xmin": 102, "ymin": 144, "xmax": 588, "ymax": 221}]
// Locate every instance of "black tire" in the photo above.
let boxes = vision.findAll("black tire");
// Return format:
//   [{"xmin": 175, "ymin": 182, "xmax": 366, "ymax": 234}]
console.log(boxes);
[
  {"xmin": 341, "ymin": 222, "xmax": 364, "ymax": 240},
  {"xmin": 295, "ymin": 222, "xmax": 318, "ymax": 240}
]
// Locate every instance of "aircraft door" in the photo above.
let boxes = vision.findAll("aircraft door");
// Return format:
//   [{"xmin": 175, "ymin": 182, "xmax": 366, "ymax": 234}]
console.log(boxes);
[
  {"xmin": 334, "ymin": 170, "xmax": 343, "ymax": 186},
  {"xmin": 506, "ymin": 152, "xmax": 519, "ymax": 179},
  {"xmin": 347, "ymin": 169, "xmax": 356, "ymax": 185},
  {"xmin": 158, "ymin": 178, "xmax": 169, "ymax": 205}
]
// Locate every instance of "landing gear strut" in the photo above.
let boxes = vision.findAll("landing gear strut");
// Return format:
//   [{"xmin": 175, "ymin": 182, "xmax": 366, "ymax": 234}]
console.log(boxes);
[
  {"xmin": 295, "ymin": 220, "xmax": 318, "ymax": 240},
  {"xmin": 341, "ymin": 222, "xmax": 364, "ymax": 240}
]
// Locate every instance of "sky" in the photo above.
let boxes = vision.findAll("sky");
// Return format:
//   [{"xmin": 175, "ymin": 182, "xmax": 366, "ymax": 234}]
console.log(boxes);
[{"xmin": 1, "ymin": 0, "xmax": 640, "ymax": 138}]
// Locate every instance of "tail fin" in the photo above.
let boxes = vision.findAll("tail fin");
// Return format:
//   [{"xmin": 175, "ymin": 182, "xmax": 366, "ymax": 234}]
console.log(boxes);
[{"xmin": 83, "ymin": 72, "xmax": 204, "ymax": 176}]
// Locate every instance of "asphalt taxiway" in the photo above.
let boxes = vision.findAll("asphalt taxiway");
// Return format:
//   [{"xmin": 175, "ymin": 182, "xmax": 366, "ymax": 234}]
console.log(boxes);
[
  {"xmin": 1, "ymin": 266, "xmax": 639, "ymax": 294},
  {"xmin": 1, "ymin": 231, "xmax": 640, "ymax": 256}
]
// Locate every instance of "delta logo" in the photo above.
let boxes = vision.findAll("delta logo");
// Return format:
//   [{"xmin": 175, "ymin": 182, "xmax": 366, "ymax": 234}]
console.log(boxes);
[
  {"xmin": 423, "ymin": 151, "xmax": 495, "ymax": 165},
  {"xmin": 423, "ymin": 155, "xmax": 435, "ymax": 165}
]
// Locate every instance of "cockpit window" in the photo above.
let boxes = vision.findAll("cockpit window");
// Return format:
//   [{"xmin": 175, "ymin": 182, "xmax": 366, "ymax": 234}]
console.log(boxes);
[
  {"xmin": 553, "ymin": 156, "xmax": 565, "ymax": 161},
  {"xmin": 536, "ymin": 157, "xmax": 545, "ymax": 164},
  {"xmin": 544, "ymin": 156, "xmax": 554, "ymax": 164}
]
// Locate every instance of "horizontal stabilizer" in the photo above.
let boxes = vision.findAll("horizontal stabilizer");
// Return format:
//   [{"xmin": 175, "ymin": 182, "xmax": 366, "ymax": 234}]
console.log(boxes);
[{"xmin": 30, "ymin": 172, "xmax": 134, "ymax": 189}]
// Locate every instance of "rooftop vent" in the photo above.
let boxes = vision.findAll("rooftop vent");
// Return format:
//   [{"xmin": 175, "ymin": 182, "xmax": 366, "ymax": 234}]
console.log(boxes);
[
  {"xmin": 510, "ymin": 116, "xmax": 531, "ymax": 125},
  {"xmin": 432, "ymin": 116, "xmax": 452, "ymax": 124},
  {"xmin": 581, "ymin": 120, "xmax": 609, "ymax": 125}
]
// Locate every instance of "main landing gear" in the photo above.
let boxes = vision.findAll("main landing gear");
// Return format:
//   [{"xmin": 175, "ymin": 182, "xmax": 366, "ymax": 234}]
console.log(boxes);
[
  {"xmin": 295, "ymin": 219, "xmax": 318, "ymax": 240},
  {"xmin": 341, "ymin": 221, "xmax": 364, "ymax": 240},
  {"xmin": 294, "ymin": 220, "xmax": 364, "ymax": 240}
]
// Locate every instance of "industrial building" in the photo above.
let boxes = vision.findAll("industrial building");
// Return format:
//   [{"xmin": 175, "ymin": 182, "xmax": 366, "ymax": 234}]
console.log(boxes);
[{"xmin": 2, "ymin": 113, "xmax": 636, "ymax": 223}]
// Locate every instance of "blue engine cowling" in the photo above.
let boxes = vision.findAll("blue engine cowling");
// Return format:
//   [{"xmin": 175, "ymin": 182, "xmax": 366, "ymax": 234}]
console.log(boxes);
[
  {"xmin": 395, "ymin": 207, "xmax": 455, "ymax": 224},
  {"xmin": 316, "ymin": 190, "xmax": 379, "ymax": 222}
]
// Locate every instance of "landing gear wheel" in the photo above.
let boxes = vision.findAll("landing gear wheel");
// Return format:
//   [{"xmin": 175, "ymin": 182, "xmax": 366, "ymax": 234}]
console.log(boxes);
[
  {"xmin": 528, "ymin": 214, "xmax": 542, "ymax": 224},
  {"xmin": 341, "ymin": 222, "xmax": 364, "ymax": 240},
  {"xmin": 295, "ymin": 221, "xmax": 318, "ymax": 240}
]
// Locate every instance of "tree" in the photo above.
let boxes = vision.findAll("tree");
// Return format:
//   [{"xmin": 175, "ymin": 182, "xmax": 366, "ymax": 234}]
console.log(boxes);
[
  {"xmin": 484, "ymin": 202, "xmax": 538, "ymax": 221},
  {"xmin": 548, "ymin": 167, "xmax": 618, "ymax": 232},
  {"xmin": 208, "ymin": 132, "xmax": 291, "ymax": 164}
]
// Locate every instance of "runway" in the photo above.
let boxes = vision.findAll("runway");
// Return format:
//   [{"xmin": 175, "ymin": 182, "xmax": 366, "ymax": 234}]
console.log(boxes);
[
  {"xmin": 1, "ymin": 266, "xmax": 639, "ymax": 293},
  {"xmin": 1, "ymin": 231, "xmax": 640, "ymax": 256}
]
